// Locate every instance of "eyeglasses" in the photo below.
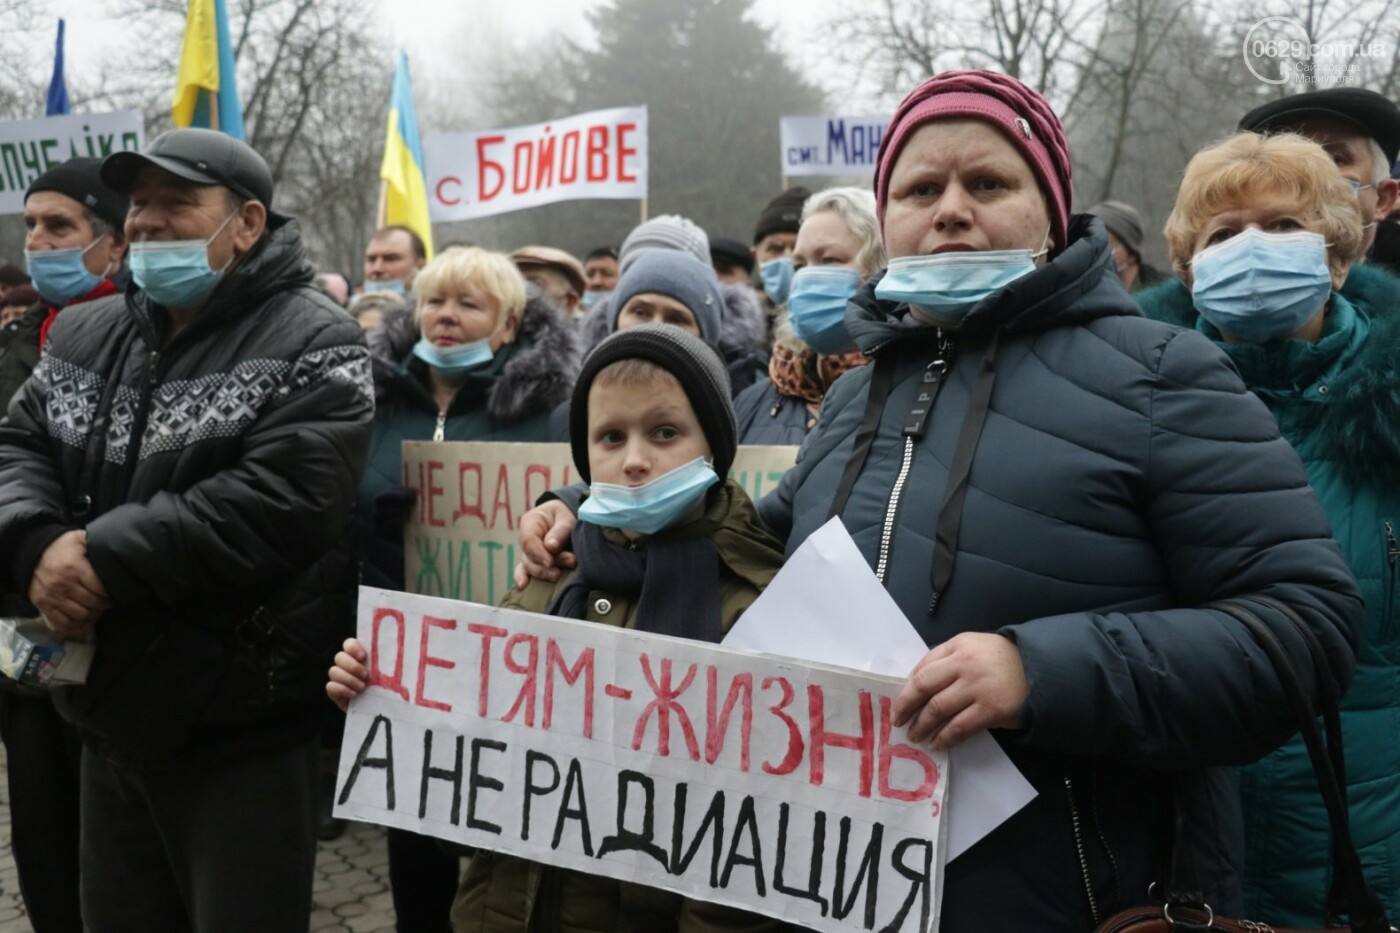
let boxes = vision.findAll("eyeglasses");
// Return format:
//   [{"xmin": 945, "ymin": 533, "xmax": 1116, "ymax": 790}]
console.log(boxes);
[{"xmin": 1345, "ymin": 178, "xmax": 1375, "ymax": 195}]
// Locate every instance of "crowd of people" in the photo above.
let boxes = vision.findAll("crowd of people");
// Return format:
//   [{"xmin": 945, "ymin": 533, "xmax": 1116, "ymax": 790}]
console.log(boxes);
[{"xmin": 0, "ymin": 70, "xmax": 1398, "ymax": 933}]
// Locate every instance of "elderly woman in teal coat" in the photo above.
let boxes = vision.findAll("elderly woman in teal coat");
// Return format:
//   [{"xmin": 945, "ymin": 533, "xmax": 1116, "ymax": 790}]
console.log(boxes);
[{"xmin": 1138, "ymin": 129, "xmax": 1400, "ymax": 923}]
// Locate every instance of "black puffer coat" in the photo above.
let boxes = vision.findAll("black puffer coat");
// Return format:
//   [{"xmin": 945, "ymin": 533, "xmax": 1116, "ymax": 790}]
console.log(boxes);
[
  {"xmin": 757, "ymin": 216, "xmax": 1364, "ymax": 929},
  {"xmin": 0, "ymin": 216, "xmax": 373, "ymax": 766}
]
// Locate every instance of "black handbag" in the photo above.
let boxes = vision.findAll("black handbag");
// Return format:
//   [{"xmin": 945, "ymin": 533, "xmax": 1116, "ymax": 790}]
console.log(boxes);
[{"xmin": 1096, "ymin": 595, "xmax": 1394, "ymax": 933}]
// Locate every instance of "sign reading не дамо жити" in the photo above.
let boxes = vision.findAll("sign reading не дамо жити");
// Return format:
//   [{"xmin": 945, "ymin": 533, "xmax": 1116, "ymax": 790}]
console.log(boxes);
[
  {"xmin": 336, "ymin": 587, "xmax": 950, "ymax": 933},
  {"xmin": 0, "ymin": 111, "xmax": 144, "ymax": 215}
]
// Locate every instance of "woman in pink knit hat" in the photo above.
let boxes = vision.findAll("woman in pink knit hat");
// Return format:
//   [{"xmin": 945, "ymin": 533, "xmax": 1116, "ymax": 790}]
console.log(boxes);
[{"xmin": 516, "ymin": 70, "xmax": 1363, "ymax": 930}]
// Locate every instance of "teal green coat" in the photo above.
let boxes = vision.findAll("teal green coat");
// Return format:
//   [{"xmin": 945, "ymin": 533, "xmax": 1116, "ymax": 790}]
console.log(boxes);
[
  {"xmin": 1138, "ymin": 264, "xmax": 1400, "ymax": 923},
  {"xmin": 357, "ymin": 298, "xmax": 580, "ymax": 591}
]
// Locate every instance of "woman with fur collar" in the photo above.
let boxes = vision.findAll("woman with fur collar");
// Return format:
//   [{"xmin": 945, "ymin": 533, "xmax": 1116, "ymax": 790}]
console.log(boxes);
[
  {"xmin": 1137, "ymin": 130, "xmax": 1400, "ymax": 925},
  {"xmin": 355, "ymin": 246, "xmax": 580, "ymax": 931}
]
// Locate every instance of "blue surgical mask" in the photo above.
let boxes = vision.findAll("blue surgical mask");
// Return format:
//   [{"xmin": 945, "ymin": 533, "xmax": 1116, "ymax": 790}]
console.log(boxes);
[
  {"xmin": 1190, "ymin": 229, "xmax": 1332, "ymax": 343},
  {"xmin": 25, "ymin": 236, "xmax": 109, "ymax": 305},
  {"xmin": 787, "ymin": 266, "xmax": 860, "ymax": 354},
  {"xmin": 760, "ymin": 256, "xmax": 794, "ymax": 305},
  {"xmin": 129, "ymin": 213, "xmax": 236, "ymax": 309},
  {"xmin": 369, "ymin": 278, "xmax": 407, "ymax": 297},
  {"xmin": 875, "ymin": 233, "xmax": 1049, "ymax": 325},
  {"xmin": 582, "ymin": 289, "xmax": 610, "ymax": 310},
  {"xmin": 578, "ymin": 456, "xmax": 719, "ymax": 535},
  {"xmin": 412, "ymin": 336, "xmax": 494, "ymax": 375}
]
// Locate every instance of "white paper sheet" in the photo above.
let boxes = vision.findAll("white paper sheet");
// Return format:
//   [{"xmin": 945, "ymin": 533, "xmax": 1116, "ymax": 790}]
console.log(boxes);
[{"xmin": 723, "ymin": 517, "xmax": 1037, "ymax": 860}]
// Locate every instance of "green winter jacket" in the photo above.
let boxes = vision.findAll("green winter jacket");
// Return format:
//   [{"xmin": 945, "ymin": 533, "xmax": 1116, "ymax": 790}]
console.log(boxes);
[
  {"xmin": 1137, "ymin": 264, "xmax": 1400, "ymax": 923},
  {"xmin": 449, "ymin": 480, "xmax": 792, "ymax": 933}
]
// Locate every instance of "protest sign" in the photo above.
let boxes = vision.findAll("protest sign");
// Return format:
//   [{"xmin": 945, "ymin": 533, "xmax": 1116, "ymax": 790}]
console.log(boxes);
[
  {"xmin": 402, "ymin": 441, "xmax": 797, "ymax": 608},
  {"xmin": 425, "ymin": 106, "xmax": 647, "ymax": 222},
  {"xmin": 336, "ymin": 587, "xmax": 949, "ymax": 932},
  {"xmin": 779, "ymin": 115, "xmax": 890, "ymax": 177},
  {"xmin": 0, "ymin": 111, "xmax": 144, "ymax": 215}
]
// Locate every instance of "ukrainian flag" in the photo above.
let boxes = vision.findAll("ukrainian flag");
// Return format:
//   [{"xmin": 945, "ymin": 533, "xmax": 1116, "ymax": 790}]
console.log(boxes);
[
  {"xmin": 171, "ymin": 0, "xmax": 245, "ymax": 139},
  {"xmin": 379, "ymin": 52, "xmax": 434, "ymax": 259}
]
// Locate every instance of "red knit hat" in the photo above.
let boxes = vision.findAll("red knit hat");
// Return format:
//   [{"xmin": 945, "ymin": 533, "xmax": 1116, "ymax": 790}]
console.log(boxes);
[{"xmin": 874, "ymin": 70, "xmax": 1074, "ymax": 251}]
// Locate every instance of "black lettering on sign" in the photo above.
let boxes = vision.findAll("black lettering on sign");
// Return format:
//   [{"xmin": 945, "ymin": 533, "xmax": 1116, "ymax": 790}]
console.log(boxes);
[
  {"xmin": 418, "ymin": 729, "xmax": 465, "ymax": 824},
  {"xmin": 522, "ymin": 750, "xmax": 560, "ymax": 841},
  {"xmin": 551, "ymin": 757, "xmax": 593, "ymax": 855},
  {"xmin": 670, "ymin": 783, "xmax": 726, "ymax": 887},
  {"xmin": 774, "ymin": 803, "xmax": 829, "ymax": 915},
  {"xmin": 833, "ymin": 817, "xmax": 883, "ymax": 928},
  {"xmin": 597, "ymin": 770, "xmax": 667, "ymax": 870},
  {"xmin": 886, "ymin": 837, "xmax": 933, "ymax": 931},
  {"xmin": 720, "ymin": 795, "xmax": 765, "ymax": 897},
  {"xmin": 466, "ymin": 738, "xmax": 506, "ymax": 835},
  {"xmin": 338, "ymin": 714, "xmax": 395, "ymax": 810}
]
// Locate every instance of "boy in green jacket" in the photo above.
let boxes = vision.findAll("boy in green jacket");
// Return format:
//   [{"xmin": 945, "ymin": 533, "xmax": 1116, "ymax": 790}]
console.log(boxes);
[{"xmin": 329, "ymin": 325, "xmax": 790, "ymax": 932}]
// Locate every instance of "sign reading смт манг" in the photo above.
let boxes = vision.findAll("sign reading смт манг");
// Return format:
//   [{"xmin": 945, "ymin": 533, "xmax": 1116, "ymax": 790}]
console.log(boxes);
[{"xmin": 335, "ymin": 588, "xmax": 949, "ymax": 932}]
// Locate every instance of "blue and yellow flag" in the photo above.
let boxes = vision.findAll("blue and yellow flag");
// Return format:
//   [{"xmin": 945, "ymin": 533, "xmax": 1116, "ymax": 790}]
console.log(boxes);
[
  {"xmin": 379, "ymin": 52, "xmax": 434, "ymax": 259},
  {"xmin": 46, "ymin": 19, "xmax": 70, "ymax": 116},
  {"xmin": 171, "ymin": 0, "xmax": 245, "ymax": 140}
]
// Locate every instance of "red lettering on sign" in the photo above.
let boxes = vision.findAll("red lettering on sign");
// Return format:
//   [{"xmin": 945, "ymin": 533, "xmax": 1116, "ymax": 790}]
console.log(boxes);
[
  {"xmin": 808, "ymin": 686, "xmax": 874, "ymax": 797},
  {"xmin": 543, "ymin": 640, "xmax": 595, "ymax": 738},
  {"xmin": 477, "ymin": 135, "xmax": 506, "ymax": 201},
  {"xmin": 436, "ymin": 175, "xmax": 463, "ymax": 206},
  {"xmin": 501, "ymin": 633, "xmax": 540, "ymax": 726},
  {"xmin": 523, "ymin": 464, "xmax": 552, "ymax": 511},
  {"xmin": 415, "ymin": 615, "xmax": 457, "ymax": 712},
  {"xmin": 535, "ymin": 130, "xmax": 556, "ymax": 190},
  {"xmin": 878, "ymin": 696, "xmax": 939, "ymax": 802},
  {"xmin": 453, "ymin": 462, "xmax": 485, "ymax": 525},
  {"xmin": 490, "ymin": 463, "xmax": 515, "ymax": 531},
  {"xmin": 760, "ymin": 675, "xmax": 803, "ymax": 775},
  {"xmin": 559, "ymin": 131, "xmax": 580, "ymax": 184},
  {"xmin": 425, "ymin": 460, "xmax": 445, "ymax": 527},
  {"xmin": 586, "ymin": 125, "xmax": 609, "ymax": 182},
  {"xmin": 617, "ymin": 123, "xmax": 638, "ymax": 183},
  {"xmin": 511, "ymin": 141, "xmax": 533, "ymax": 195},
  {"xmin": 704, "ymin": 666, "xmax": 753, "ymax": 771},
  {"xmin": 368, "ymin": 607, "xmax": 410, "ymax": 701},
  {"xmin": 467, "ymin": 623, "xmax": 508, "ymax": 717},
  {"xmin": 632, "ymin": 654, "xmax": 700, "ymax": 760}
]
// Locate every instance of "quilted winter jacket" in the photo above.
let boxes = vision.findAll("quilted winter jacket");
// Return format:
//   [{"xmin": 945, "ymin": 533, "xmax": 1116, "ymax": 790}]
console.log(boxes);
[
  {"xmin": 1138, "ymin": 265, "xmax": 1400, "ymax": 923},
  {"xmin": 450, "ymin": 480, "xmax": 790, "ymax": 933},
  {"xmin": 732, "ymin": 378, "xmax": 811, "ymax": 446},
  {"xmin": 358, "ymin": 297, "xmax": 579, "ymax": 592},
  {"xmin": 756, "ymin": 215, "xmax": 1365, "ymax": 930},
  {"xmin": 0, "ymin": 216, "xmax": 374, "ymax": 766}
]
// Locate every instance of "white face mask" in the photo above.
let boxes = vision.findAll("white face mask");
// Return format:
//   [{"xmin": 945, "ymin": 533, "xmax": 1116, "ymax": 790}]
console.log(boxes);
[{"xmin": 874, "ymin": 227, "xmax": 1051, "ymax": 325}]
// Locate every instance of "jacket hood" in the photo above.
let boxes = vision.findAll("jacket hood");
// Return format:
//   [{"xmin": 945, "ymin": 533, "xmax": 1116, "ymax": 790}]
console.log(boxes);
[
  {"xmin": 371, "ymin": 290, "xmax": 580, "ymax": 425},
  {"xmin": 125, "ymin": 213, "xmax": 315, "ymax": 340},
  {"xmin": 1137, "ymin": 263, "xmax": 1400, "ymax": 491},
  {"xmin": 578, "ymin": 280, "xmax": 766, "ymax": 359},
  {"xmin": 846, "ymin": 214, "xmax": 1139, "ymax": 353}
]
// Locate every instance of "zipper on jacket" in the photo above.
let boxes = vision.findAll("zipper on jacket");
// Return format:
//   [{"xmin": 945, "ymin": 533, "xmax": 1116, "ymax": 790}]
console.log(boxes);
[
  {"xmin": 1385, "ymin": 521, "xmax": 1398, "ymax": 565},
  {"xmin": 1065, "ymin": 776, "xmax": 1101, "ymax": 926},
  {"xmin": 875, "ymin": 331, "xmax": 951, "ymax": 584},
  {"xmin": 433, "ymin": 407, "xmax": 446, "ymax": 442}
]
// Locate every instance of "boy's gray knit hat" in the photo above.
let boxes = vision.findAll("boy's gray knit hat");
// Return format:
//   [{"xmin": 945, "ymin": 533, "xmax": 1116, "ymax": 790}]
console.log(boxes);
[{"xmin": 570, "ymin": 324, "xmax": 735, "ymax": 484}]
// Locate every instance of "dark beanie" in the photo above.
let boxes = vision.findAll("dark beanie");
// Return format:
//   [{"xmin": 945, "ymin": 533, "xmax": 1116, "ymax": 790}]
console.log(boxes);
[
  {"xmin": 26, "ymin": 157, "xmax": 129, "ymax": 230},
  {"xmin": 608, "ymin": 250, "xmax": 725, "ymax": 342},
  {"xmin": 1086, "ymin": 200, "xmax": 1144, "ymax": 258},
  {"xmin": 753, "ymin": 187, "xmax": 810, "ymax": 245},
  {"xmin": 570, "ymin": 325, "xmax": 736, "ymax": 484}
]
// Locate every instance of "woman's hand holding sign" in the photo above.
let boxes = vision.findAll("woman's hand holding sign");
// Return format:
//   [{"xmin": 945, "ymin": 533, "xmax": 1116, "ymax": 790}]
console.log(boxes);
[{"xmin": 893, "ymin": 633, "xmax": 1029, "ymax": 751}]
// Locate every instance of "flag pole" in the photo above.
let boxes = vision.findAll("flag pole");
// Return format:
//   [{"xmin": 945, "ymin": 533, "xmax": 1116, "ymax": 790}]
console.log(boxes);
[
  {"xmin": 639, "ymin": 197, "xmax": 648, "ymax": 225},
  {"xmin": 209, "ymin": 94, "xmax": 220, "ymax": 132},
  {"xmin": 377, "ymin": 179, "xmax": 389, "ymax": 229}
]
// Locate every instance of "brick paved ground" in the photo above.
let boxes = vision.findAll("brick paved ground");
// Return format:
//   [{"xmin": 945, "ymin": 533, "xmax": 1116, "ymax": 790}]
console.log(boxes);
[{"xmin": 0, "ymin": 746, "xmax": 403, "ymax": 933}]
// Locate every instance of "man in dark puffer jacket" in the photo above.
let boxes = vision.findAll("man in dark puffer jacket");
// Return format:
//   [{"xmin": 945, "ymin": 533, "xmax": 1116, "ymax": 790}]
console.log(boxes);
[{"xmin": 0, "ymin": 129, "xmax": 373, "ymax": 931}]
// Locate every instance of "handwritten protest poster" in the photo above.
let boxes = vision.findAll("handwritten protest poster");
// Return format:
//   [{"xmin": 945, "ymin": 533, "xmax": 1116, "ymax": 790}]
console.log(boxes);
[
  {"xmin": 425, "ymin": 106, "xmax": 647, "ymax": 221},
  {"xmin": 402, "ymin": 442, "xmax": 798, "ymax": 608},
  {"xmin": 336, "ymin": 587, "xmax": 949, "ymax": 932}
]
